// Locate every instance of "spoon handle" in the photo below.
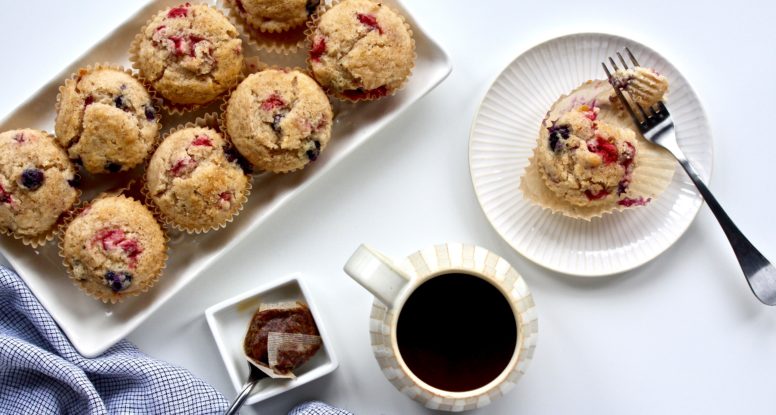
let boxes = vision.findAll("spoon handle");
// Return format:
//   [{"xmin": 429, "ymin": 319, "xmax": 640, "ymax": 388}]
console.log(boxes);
[{"xmin": 224, "ymin": 378, "xmax": 261, "ymax": 415}]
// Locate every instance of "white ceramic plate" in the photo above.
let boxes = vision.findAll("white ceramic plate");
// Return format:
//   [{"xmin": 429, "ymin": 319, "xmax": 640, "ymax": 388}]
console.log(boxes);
[
  {"xmin": 469, "ymin": 33, "xmax": 713, "ymax": 277},
  {"xmin": 205, "ymin": 273, "xmax": 338, "ymax": 406},
  {"xmin": 0, "ymin": 0, "xmax": 451, "ymax": 356}
]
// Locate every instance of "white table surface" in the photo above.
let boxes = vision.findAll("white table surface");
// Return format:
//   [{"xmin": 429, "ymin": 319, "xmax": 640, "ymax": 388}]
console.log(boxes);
[{"xmin": 2, "ymin": 1, "xmax": 776, "ymax": 414}]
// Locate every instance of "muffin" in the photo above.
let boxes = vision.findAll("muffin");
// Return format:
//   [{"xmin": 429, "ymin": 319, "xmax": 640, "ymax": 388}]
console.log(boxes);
[
  {"xmin": 61, "ymin": 196, "xmax": 166, "ymax": 303},
  {"xmin": 230, "ymin": 0, "xmax": 320, "ymax": 32},
  {"xmin": 536, "ymin": 104, "xmax": 638, "ymax": 207},
  {"xmin": 224, "ymin": 69, "xmax": 333, "ymax": 173},
  {"xmin": 146, "ymin": 126, "xmax": 250, "ymax": 232},
  {"xmin": 55, "ymin": 67, "xmax": 160, "ymax": 174},
  {"xmin": 610, "ymin": 66, "xmax": 669, "ymax": 108},
  {"xmin": 520, "ymin": 80, "xmax": 677, "ymax": 219},
  {"xmin": 0, "ymin": 129, "xmax": 79, "ymax": 245},
  {"xmin": 308, "ymin": 0, "xmax": 414, "ymax": 100},
  {"xmin": 131, "ymin": 3, "xmax": 244, "ymax": 106}
]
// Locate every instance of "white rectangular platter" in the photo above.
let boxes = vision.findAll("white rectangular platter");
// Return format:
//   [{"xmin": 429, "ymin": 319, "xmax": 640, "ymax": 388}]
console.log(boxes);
[{"xmin": 0, "ymin": 0, "xmax": 450, "ymax": 357}]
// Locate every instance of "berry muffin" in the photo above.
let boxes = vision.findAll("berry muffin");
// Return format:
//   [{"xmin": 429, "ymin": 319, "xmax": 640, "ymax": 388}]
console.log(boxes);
[
  {"xmin": 536, "ymin": 104, "xmax": 640, "ymax": 207},
  {"xmin": 224, "ymin": 69, "xmax": 333, "ymax": 173},
  {"xmin": 131, "ymin": 3, "xmax": 244, "ymax": 106},
  {"xmin": 61, "ymin": 195, "xmax": 166, "ymax": 303},
  {"xmin": 610, "ymin": 66, "xmax": 669, "ymax": 108},
  {"xmin": 521, "ymin": 80, "xmax": 677, "ymax": 219},
  {"xmin": 230, "ymin": 0, "xmax": 320, "ymax": 33},
  {"xmin": 308, "ymin": 0, "xmax": 414, "ymax": 101},
  {"xmin": 146, "ymin": 126, "xmax": 250, "ymax": 232},
  {"xmin": 0, "ymin": 129, "xmax": 79, "ymax": 245},
  {"xmin": 55, "ymin": 67, "xmax": 159, "ymax": 174}
]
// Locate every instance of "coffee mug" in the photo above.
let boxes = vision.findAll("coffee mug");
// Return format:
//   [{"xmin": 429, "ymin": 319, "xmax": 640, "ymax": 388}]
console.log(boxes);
[{"xmin": 344, "ymin": 243, "xmax": 538, "ymax": 412}]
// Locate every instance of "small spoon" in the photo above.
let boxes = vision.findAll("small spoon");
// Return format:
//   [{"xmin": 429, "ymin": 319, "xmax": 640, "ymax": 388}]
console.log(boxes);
[{"xmin": 224, "ymin": 361, "xmax": 268, "ymax": 415}]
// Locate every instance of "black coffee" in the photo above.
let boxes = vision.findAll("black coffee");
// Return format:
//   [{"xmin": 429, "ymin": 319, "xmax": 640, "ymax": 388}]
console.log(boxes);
[{"xmin": 396, "ymin": 273, "xmax": 517, "ymax": 392}]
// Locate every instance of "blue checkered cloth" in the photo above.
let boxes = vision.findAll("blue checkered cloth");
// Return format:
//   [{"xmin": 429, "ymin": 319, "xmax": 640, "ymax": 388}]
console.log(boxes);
[
  {"xmin": 0, "ymin": 265, "xmax": 352, "ymax": 415},
  {"xmin": 0, "ymin": 265, "xmax": 228, "ymax": 414}
]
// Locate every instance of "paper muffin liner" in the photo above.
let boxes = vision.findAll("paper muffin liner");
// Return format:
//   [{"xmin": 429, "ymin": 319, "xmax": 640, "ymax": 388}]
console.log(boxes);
[
  {"xmin": 218, "ymin": 65, "xmax": 333, "ymax": 174},
  {"xmin": 0, "ymin": 130, "xmax": 82, "ymax": 248},
  {"xmin": 57, "ymin": 193, "xmax": 169, "ymax": 304},
  {"xmin": 223, "ymin": 0, "xmax": 316, "ymax": 54},
  {"xmin": 142, "ymin": 112, "xmax": 252, "ymax": 234},
  {"xmin": 520, "ymin": 80, "xmax": 676, "ymax": 220},
  {"xmin": 128, "ymin": 2, "xmax": 247, "ymax": 115},
  {"xmin": 304, "ymin": 0, "xmax": 416, "ymax": 103}
]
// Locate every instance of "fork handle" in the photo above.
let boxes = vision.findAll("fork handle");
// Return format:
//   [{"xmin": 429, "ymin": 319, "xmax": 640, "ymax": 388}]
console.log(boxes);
[{"xmin": 678, "ymin": 158, "xmax": 776, "ymax": 305}]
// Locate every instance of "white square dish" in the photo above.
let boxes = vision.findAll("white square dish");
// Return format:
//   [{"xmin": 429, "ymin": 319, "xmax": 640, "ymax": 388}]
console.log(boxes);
[
  {"xmin": 0, "ymin": 0, "xmax": 451, "ymax": 357},
  {"xmin": 205, "ymin": 273, "xmax": 338, "ymax": 405}
]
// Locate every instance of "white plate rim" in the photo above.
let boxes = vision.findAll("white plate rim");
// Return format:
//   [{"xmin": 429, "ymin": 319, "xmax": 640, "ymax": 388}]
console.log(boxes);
[{"xmin": 468, "ymin": 31, "xmax": 713, "ymax": 277}]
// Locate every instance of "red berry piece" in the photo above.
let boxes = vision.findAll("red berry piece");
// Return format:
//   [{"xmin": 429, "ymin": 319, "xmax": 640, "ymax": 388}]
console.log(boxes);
[
  {"xmin": 93, "ymin": 228, "xmax": 126, "ymax": 251},
  {"xmin": 220, "ymin": 192, "xmax": 233, "ymax": 202},
  {"xmin": 20, "ymin": 168, "xmax": 45, "ymax": 190},
  {"xmin": 118, "ymin": 239, "xmax": 143, "ymax": 268},
  {"xmin": 356, "ymin": 13, "xmax": 383, "ymax": 34},
  {"xmin": 261, "ymin": 93, "xmax": 286, "ymax": 111},
  {"xmin": 310, "ymin": 37, "xmax": 327, "ymax": 62},
  {"xmin": 167, "ymin": 3, "xmax": 190, "ymax": 18},
  {"xmin": 0, "ymin": 184, "xmax": 12, "ymax": 204},
  {"xmin": 169, "ymin": 35, "xmax": 187, "ymax": 56},
  {"xmin": 585, "ymin": 189, "xmax": 610, "ymax": 201},
  {"xmin": 620, "ymin": 142, "xmax": 636, "ymax": 170},
  {"xmin": 587, "ymin": 136, "xmax": 618, "ymax": 165},
  {"xmin": 84, "ymin": 95, "xmax": 94, "ymax": 108},
  {"xmin": 618, "ymin": 197, "xmax": 651, "ymax": 207},
  {"xmin": 192, "ymin": 135, "xmax": 213, "ymax": 147},
  {"xmin": 12, "ymin": 132, "xmax": 26, "ymax": 143},
  {"xmin": 170, "ymin": 157, "xmax": 196, "ymax": 177}
]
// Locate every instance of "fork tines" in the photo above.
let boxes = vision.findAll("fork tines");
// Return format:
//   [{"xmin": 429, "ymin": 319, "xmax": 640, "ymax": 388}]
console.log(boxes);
[{"xmin": 601, "ymin": 47, "xmax": 666, "ymax": 132}]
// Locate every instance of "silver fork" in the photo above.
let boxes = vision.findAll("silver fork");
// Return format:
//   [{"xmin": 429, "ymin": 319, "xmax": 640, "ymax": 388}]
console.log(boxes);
[{"xmin": 603, "ymin": 49, "xmax": 776, "ymax": 306}]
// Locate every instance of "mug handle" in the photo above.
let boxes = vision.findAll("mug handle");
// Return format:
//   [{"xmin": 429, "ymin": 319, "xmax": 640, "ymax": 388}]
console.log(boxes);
[{"xmin": 344, "ymin": 244, "xmax": 411, "ymax": 309}]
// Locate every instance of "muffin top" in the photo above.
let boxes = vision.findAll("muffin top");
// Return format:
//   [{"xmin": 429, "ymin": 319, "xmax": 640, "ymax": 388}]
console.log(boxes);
[
  {"xmin": 146, "ymin": 127, "xmax": 249, "ymax": 232},
  {"xmin": 62, "ymin": 196, "xmax": 166, "ymax": 302},
  {"xmin": 134, "ymin": 3, "xmax": 244, "ymax": 105},
  {"xmin": 232, "ymin": 0, "xmax": 320, "ymax": 32},
  {"xmin": 0, "ymin": 129, "xmax": 79, "ymax": 239},
  {"xmin": 55, "ymin": 67, "xmax": 159, "ymax": 174},
  {"xmin": 225, "ymin": 69, "xmax": 333, "ymax": 173},
  {"xmin": 309, "ymin": 0, "xmax": 414, "ymax": 100},
  {"xmin": 536, "ymin": 104, "xmax": 638, "ymax": 207}
]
